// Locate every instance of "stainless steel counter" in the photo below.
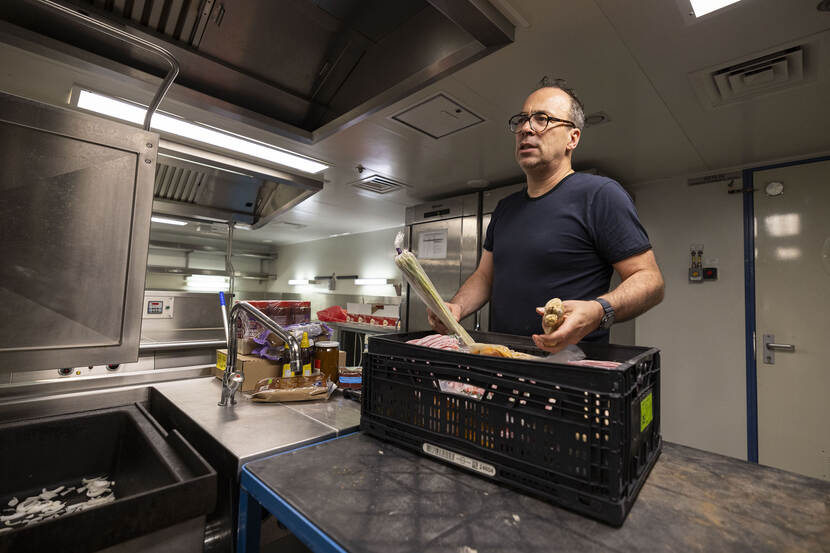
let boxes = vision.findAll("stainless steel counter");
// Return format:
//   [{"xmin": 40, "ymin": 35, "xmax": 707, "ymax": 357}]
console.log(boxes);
[
  {"xmin": 152, "ymin": 377, "xmax": 361, "ymax": 472},
  {"xmin": 325, "ymin": 321, "xmax": 400, "ymax": 335},
  {"xmin": 0, "ymin": 374, "xmax": 361, "ymax": 553}
]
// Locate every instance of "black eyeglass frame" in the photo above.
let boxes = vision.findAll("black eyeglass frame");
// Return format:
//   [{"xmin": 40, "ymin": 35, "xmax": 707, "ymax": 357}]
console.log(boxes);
[{"xmin": 508, "ymin": 112, "xmax": 576, "ymax": 133}]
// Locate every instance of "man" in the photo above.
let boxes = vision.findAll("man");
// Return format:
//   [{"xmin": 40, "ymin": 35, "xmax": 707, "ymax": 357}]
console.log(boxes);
[{"xmin": 428, "ymin": 80, "xmax": 664, "ymax": 352}]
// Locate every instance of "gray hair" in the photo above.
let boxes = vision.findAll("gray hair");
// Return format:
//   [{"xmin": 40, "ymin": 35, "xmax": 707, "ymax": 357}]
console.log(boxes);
[{"xmin": 537, "ymin": 76, "xmax": 585, "ymax": 130}]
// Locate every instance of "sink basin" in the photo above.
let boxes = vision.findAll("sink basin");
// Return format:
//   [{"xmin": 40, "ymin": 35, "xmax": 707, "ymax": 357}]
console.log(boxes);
[{"xmin": 0, "ymin": 404, "xmax": 216, "ymax": 552}]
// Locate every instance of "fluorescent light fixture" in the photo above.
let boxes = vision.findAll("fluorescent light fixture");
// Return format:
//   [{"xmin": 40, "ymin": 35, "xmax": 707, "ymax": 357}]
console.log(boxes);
[
  {"xmin": 689, "ymin": 0, "xmax": 741, "ymax": 17},
  {"xmin": 185, "ymin": 275, "xmax": 229, "ymax": 291},
  {"xmin": 354, "ymin": 278, "xmax": 390, "ymax": 286},
  {"xmin": 151, "ymin": 216, "xmax": 188, "ymax": 226},
  {"xmin": 288, "ymin": 279, "xmax": 314, "ymax": 285},
  {"xmin": 76, "ymin": 90, "xmax": 328, "ymax": 174}
]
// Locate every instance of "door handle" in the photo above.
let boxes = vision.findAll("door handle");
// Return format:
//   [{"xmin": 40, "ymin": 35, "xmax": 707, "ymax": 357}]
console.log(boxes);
[
  {"xmin": 767, "ymin": 343, "xmax": 795, "ymax": 352},
  {"xmin": 763, "ymin": 334, "xmax": 796, "ymax": 364}
]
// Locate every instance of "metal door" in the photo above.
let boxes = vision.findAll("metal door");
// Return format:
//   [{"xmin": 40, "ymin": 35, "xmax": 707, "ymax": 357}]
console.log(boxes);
[
  {"xmin": 408, "ymin": 218, "xmax": 470, "ymax": 332},
  {"xmin": 754, "ymin": 159, "xmax": 830, "ymax": 480}
]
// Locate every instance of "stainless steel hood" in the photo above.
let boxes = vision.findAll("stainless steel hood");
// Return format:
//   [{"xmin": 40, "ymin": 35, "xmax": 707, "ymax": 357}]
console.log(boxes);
[
  {"xmin": 152, "ymin": 140, "xmax": 323, "ymax": 227},
  {"xmin": 1, "ymin": 0, "xmax": 514, "ymax": 142}
]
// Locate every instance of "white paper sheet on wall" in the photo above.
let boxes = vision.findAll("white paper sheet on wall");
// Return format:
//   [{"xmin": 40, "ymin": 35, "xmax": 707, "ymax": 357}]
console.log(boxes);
[{"xmin": 418, "ymin": 229, "xmax": 448, "ymax": 259}]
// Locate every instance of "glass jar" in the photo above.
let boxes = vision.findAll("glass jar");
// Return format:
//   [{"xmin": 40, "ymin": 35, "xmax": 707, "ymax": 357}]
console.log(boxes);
[{"xmin": 313, "ymin": 341, "xmax": 340, "ymax": 383}]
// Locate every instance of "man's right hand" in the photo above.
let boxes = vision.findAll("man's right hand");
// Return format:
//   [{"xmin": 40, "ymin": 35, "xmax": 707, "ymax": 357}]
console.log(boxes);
[{"xmin": 427, "ymin": 303, "xmax": 462, "ymax": 334}]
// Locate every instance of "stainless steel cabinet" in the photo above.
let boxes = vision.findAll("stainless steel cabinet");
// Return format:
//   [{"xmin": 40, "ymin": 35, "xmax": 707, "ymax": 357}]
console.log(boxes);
[
  {"xmin": 404, "ymin": 194, "xmax": 479, "ymax": 332},
  {"xmin": 0, "ymin": 92, "xmax": 157, "ymax": 371}
]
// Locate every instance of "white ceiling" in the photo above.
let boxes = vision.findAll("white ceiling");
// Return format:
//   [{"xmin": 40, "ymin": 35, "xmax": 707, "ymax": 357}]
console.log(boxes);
[
  {"xmin": 2, "ymin": 0, "xmax": 827, "ymax": 246},
  {"xmin": 237, "ymin": 0, "xmax": 830, "ymax": 245}
]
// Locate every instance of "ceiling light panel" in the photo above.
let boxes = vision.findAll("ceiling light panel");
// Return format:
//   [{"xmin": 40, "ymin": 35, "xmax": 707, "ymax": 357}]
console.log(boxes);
[
  {"xmin": 689, "ymin": 0, "xmax": 742, "ymax": 17},
  {"xmin": 76, "ymin": 90, "xmax": 327, "ymax": 174}
]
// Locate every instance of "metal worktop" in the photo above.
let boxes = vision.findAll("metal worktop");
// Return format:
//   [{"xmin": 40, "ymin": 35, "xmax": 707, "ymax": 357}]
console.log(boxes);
[
  {"xmin": 239, "ymin": 433, "xmax": 830, "ymax": 553},
  {"xmin": 152, "ymin": 377, "xmax": 361, "ymax": 473},
  {"xmin": 325, "ymin": 321, "xmax": 401, "ymax": 335}
]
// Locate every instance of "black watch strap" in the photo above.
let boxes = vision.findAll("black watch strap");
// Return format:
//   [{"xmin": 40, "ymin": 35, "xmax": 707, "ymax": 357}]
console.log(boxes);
[{"xmin": 594, "ymin": 298, "xmax": 615, "ymax": 330}]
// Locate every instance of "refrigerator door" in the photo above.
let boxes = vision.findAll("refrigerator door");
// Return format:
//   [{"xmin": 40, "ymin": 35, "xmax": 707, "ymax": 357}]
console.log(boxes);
[{"xmin": 407, "ymin": 218, "xmax": 463, "ymax": 332}]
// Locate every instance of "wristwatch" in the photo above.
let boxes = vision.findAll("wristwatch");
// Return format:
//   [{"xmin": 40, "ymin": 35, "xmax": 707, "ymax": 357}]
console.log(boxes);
[{"xmin": 594, "ymin": 298, "xmax": 615, "ymax": 330}]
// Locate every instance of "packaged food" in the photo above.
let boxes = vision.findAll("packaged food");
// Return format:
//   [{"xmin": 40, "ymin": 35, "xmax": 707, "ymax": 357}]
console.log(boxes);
[{"xmin": 338, "ymin": 366, "xmax": 362, "ymax": 390}]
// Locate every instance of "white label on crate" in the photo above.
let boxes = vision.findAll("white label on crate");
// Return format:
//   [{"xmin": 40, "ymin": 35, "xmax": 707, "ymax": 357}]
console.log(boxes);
[
  {"xmin": 438, "ymin": 380, "xmax": 485, "ymax": 401},
  {"xmin": 422, "ymin": 443, "xmax": 496, "ymax": 477}
]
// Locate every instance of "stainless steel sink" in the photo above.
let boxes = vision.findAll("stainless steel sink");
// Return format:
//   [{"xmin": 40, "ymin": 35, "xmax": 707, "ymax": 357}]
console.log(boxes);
[{"xmin": 0, "ymin": 389, "xmax": 216, "ymax": 552}]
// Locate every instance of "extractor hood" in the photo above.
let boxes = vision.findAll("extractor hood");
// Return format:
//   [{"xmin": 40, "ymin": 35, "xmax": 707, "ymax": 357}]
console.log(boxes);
[
  {"xmin": 152, "ymin": 140, "xmax": 323, "ymax": 228},
  {"xmin": 1, "ymin": 0, "xmax": 515, "ymax": 142}
]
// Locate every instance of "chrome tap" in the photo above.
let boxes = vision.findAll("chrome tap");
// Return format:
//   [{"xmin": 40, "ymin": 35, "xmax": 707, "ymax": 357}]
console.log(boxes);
[{"xmin": 218, "ymin": 301, "xmax": 302, "ymax": 406}]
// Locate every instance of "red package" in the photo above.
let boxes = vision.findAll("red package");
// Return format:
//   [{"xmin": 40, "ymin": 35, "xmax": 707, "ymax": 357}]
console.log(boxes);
[
  {"xmin": 317, "ymin": 305, "xmax": 348, "ymax": 322},
  {"xmin": 380, "ymin": 317, "xmax": 398, "ymax": 328}
]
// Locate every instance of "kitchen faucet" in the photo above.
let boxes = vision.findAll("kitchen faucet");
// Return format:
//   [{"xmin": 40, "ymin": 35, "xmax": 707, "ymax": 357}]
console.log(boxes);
[{"xmin": 218, "ymin": 301, "xmax": 301, "ymax": 406}]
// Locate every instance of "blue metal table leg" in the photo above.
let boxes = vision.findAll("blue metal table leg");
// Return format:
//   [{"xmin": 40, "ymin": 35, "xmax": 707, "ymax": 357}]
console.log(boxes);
[{"xmin": 237, "ymin": 485, "xmax": 262, "ymax": 553}]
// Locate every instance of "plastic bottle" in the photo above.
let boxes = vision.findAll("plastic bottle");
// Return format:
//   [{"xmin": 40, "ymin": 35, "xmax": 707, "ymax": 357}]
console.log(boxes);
[
  {"xmin": 281, "ymin": 343, "xmax": 292, "ymax": 377},
  {"xmin": 301, "ymin": 332, "xmax": 312, "ymax": 376}
]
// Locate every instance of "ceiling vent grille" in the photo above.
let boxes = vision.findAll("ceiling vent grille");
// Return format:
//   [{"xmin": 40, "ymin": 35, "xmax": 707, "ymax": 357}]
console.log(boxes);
[
  {"xmin": 351, "ymin": 174, "xmax": 408, "ymax": 195},
  {"xmin": 154, "ymin": 163, "xmax": 205, "ymax": 203},
  {"xmin": 690, "ymin": 43, "xmax": 816, "ymax": 108}
]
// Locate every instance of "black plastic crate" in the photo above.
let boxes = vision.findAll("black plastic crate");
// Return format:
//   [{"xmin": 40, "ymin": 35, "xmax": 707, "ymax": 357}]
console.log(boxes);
[{"xmin": 360, "ymin": 330, "xmax": 661, "ymax": 527}]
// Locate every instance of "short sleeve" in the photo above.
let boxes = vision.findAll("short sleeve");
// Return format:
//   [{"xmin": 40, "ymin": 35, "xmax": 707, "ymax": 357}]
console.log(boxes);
[{"xmin": 590, "ymin": 180, "xmax": 651, "ymax": 264}]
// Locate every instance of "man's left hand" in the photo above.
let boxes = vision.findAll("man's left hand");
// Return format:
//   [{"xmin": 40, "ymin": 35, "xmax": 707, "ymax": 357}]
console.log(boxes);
[{"xmin": 531, "ymin": 300, "xmax": 604, "ymax": 353}]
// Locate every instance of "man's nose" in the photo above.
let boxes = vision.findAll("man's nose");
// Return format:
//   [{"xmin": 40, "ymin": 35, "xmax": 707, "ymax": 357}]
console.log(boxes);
[{"xmin": 518, "ymin": 119, "xmax": 535, "ymax": 135}]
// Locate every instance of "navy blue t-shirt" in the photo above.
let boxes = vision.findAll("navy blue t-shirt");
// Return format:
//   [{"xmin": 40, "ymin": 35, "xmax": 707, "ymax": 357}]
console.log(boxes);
[{"xmin": 483, "ymin": 172, "xmax": 651, "ymax": 341}]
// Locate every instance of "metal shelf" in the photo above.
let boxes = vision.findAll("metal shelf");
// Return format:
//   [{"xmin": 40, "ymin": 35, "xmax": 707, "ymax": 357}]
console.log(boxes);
[
  {"xmin": 146, "ymin": 265, "xmax": 276, "ymax": 280},
  {"xmin": 148, "ymin": 240, "xmax": 277, "ymax": 260}
]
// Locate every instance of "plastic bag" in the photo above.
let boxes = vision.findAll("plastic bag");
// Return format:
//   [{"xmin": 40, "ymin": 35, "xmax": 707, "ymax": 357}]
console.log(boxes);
[{"xmin": 316, "ymin": 305, "xmax": 348, "ymax": 322}]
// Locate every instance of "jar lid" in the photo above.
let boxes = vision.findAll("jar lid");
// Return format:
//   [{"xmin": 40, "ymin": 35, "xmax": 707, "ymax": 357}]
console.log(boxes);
[{"xmin": 315, "ymin": 341, "xmax": 339, "ymax": 348}]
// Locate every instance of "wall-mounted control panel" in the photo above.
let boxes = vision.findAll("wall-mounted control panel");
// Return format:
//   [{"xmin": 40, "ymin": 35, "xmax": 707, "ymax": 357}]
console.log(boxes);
[
  {"xmin": 143, "ymin": 296, "xmax": 174, "ymax": 319},
  {"xmin": 689, "ymin": 244, "xmax": 719, "ymax": 283}
]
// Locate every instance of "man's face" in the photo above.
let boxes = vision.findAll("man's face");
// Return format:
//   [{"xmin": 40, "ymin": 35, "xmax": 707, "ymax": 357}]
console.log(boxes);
[{"xmin": 514, "ymin": 88, "xmax": 580, "ymax": 172}]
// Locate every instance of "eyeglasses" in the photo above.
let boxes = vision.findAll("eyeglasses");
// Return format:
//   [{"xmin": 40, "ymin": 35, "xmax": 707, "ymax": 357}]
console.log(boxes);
[{"xmin": 508, "ymin": 112, "xmax": 575, "ymax": 134}]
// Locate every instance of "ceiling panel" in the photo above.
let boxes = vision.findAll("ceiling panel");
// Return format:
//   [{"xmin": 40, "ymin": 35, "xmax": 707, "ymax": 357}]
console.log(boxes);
[{"xmin": 594, "ymin": 0, "xmax": 830, "ymax": 169}]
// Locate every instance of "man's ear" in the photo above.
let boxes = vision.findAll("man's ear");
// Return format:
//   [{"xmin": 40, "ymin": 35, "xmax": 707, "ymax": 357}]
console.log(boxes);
[{"xmin": 567, "ymin": 128, "xmax": 581, "ymax": 151}]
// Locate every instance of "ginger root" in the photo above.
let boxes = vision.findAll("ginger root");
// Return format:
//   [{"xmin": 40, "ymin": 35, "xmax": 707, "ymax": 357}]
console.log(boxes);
[{"xmin": 542, "ymin": 298, "xmax": 565, "ymax": 334}]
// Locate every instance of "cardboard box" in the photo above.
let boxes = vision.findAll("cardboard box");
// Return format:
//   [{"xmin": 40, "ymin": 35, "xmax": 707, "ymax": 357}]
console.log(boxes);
[
  {"xmin": 238, "ymin": 338, "xmax": 258, "ymax": 355},
  {"xmin": 215, "ymin": 349, "xmax": 280, "ymax": 392}
]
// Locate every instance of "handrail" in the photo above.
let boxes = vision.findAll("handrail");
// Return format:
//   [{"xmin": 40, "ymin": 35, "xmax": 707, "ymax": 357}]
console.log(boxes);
[{"xmin": 31, "ymin": 0, "xmax": 180, "ymax": 131}]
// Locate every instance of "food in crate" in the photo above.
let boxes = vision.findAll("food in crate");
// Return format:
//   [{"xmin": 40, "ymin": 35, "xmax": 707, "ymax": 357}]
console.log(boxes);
[
  {"xmin": 407, "ymin": 334, "xmax": 622, "ymax": 368},
  {"xmin": 406, "ymin": 334, "xmax": 462, "ymax": 350}
]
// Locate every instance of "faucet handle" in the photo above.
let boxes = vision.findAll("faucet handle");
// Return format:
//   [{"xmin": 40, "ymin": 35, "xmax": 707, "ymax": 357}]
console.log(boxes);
[{"xmin": 226, "ymin": 371, "xmax": 244, "ymax": 404}]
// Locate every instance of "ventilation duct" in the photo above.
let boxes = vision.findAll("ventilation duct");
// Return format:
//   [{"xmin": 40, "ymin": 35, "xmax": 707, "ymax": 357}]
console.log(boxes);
[
  {"xmin": 0, "ymin": 0, "xmax": 514, "ymax": 141},
  {"xmin": 690, "ymin": 41, "xmax": 818, "ymax": 108},
  {"xmin": 151, "ymin": 141, "xmax": 322, "ymax": 228}
]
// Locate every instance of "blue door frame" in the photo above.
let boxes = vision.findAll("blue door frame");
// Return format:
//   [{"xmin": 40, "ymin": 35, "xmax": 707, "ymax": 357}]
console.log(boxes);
[{"xmin": 742, "ymin": 154, "xmax": 830, "ymax": 463}]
